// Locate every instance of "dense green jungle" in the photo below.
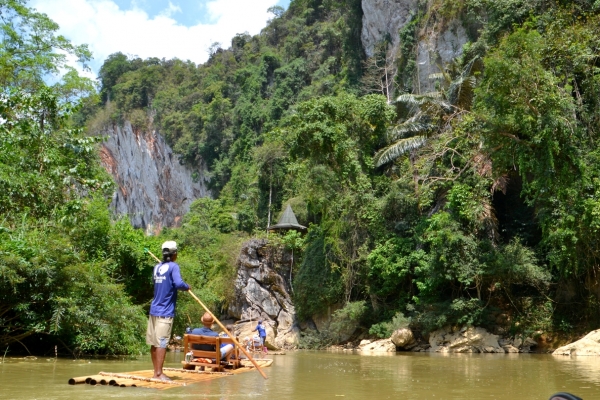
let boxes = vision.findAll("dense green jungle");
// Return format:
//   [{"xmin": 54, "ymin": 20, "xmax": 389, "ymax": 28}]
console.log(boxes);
[{"xmin": 2, "ymin": 0, "xmax": 600, "ymax": 356}]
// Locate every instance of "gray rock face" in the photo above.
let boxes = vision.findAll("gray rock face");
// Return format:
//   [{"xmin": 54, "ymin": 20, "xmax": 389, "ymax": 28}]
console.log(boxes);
[
  {"xmin": 99, "ymin": 122, "xmax": 209, "ymax": 233},
  {"xmin": 361, "ymin": 0, "xmax": 418, "ymax": 58},
  {"xmin": 229, "ymin": 239, "xmax": 300, "ymax": 350},
  {"xmin": 415, "ymin": 20, "xmax": 468, "ymax": 93},
  {"xmin": 361, "ymin": 0, "xmax": 469, "ymax": 93}
]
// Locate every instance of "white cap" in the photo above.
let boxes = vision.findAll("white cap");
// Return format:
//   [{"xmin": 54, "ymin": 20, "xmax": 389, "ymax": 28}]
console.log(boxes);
[{"xmin": 161, "ymin": 241, "xmax": 177, "ymax": 252}]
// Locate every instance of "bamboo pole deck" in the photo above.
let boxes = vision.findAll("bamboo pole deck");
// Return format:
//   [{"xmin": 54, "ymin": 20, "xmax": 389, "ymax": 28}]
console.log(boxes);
[{"xmin": 67, "ymin": 359, "xmax": 273, "ymax": 390}]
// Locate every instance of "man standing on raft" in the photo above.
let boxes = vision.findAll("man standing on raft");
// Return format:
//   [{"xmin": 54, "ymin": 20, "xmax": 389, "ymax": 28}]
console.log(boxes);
[
  {"xmin": 252, "ymin": 319, "xmax": 268, "ymax": 354},
  {"xmin": 146, "ymin": 241, "xmax": 190, "ymax": 381}
]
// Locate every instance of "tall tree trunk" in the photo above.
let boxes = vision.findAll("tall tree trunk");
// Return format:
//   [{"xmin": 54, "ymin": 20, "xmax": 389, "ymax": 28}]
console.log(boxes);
[{"xmin": 267, "ymin": 163, "xmax": 273, "ymax": 231}]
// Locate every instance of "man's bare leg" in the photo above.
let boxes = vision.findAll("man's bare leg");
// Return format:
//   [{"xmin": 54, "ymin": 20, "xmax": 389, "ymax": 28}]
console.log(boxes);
[
  {"xmin": 152, "ymin": 347, "xmax": 170, "ymax": 380},
  {"xmin": 150, "ymin": 345, "xmax": 157, "ymax": 369}
]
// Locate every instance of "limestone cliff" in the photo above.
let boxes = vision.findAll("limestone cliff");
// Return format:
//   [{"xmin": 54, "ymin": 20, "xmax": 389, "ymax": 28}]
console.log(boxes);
[
  {"xmin": 99, "ymin": 122, "xmax": 209, "ymax": 233},
  {"xmin": 229, "ymin": 239, "xmax": 300, "ymax": 350},
  {"xmin": 361, "ymin": 0, "xmax": 470, "ymax": 93}
]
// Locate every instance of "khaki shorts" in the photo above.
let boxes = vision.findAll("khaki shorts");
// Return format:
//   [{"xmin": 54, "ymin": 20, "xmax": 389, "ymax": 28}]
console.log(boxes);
[{"xmin": 146, "ymin": 316, "xmax": 173, "ymax": 348}]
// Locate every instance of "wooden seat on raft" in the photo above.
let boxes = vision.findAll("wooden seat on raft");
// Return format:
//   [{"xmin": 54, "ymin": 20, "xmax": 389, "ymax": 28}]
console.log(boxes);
[{"xmin": 182, "ymin": 334, "xmax": 241, "ymax": 372}]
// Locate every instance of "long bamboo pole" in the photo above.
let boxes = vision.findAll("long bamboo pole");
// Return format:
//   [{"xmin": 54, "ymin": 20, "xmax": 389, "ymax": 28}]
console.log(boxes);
[{"xmin": 145, "ymin": 249, "xmax": 268, "ymax": 379}]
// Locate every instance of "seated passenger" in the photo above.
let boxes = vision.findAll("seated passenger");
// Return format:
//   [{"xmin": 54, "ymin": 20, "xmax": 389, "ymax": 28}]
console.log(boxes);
[
  {"xmin": 190, "ymin": 312, "xmax": 234, "ymax": 361},
  {"xmin": 243, "ymin": 336, "xmax": 251, "ymax": 351},
  {"xmin": 252, "ymin": 334, "xmax": 262, "ymax": 351}
]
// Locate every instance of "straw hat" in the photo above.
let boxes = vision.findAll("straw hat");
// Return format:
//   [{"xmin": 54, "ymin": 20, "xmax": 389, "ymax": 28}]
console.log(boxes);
[{"xmin": 201, "ymin": 312, "xmax": 214, "ymax": 325}]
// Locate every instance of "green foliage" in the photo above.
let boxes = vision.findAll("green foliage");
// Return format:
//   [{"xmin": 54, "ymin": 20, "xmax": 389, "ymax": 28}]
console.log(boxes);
[
  {"xmin": 376, "ymin": 56, "xmax": 482, "ymax": 167},
  {"xmin": 475, "ymin": 11, "xmax": 600, "ymax": 279},
  {"xmin": 0, "ymin": 0, "xmax": 91, "ymax": 90},
  {"xmin": 0, "ymin": 1, "xmax": 150, "ymax": 355},
  {"xmin": 0, "ymin": 89, "xmax": 111, "ymax": 220},
  {"xmin": 0, "ymin": 208, "xmax": 149, "ymax": 355},
  {"xmin": 369, "ymin": 312, "xmax": 411, "ymax": 338},
  {"xmin": 328, "ymin": 300, "xmax": 367, "ymax": 340},
  {"xmin": 298, "ymin": 300, "xmax": 367, "ymax": 348},
  {"xmin": 395, "ymin": 13, "xmax": 420, "ymax": 92},
  {"xmin": 367, "ymin": 237, "xmax": 425, "ymax": 303},
  {"xmin": 281, "ymin": 229, "xmax": 305, "ymax": 251},
  {"xmin": 185, "ymin": 198, "xmax": 237, "ymax": 234},
  {"xmin": 293, "ymin": 227, "xmax": 344, "ymax": 320}
]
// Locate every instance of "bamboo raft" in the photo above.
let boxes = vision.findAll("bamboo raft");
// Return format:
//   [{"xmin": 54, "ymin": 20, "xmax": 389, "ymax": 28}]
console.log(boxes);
[{"xmin": 67, "ymin": 359, "xmax": 273, "ymax": 390}]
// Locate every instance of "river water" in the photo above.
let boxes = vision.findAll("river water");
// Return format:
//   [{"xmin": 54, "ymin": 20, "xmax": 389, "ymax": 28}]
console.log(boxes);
[{"xmin": 1, "ymin": 350, "xmax": 599, "ymax": 399}]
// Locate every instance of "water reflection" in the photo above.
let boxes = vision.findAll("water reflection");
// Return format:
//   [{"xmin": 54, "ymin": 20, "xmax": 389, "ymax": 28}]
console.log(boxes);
[{"xmin": 1, "ymin": 351, "xmax": 599, "ymax": 399}]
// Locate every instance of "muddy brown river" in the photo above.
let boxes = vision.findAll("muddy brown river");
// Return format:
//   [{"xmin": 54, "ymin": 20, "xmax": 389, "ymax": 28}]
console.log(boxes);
[{"xmin": 1, "ymin": 350, "xmax": 599, "ymax": 399}]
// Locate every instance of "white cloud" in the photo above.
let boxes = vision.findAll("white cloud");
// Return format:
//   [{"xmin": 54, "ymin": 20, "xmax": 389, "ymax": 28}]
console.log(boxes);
[
  {"xmin": 160, "ymin": 2, "xmax": 182, "ymax": 18},
  {"xmin": 30, "ymin": 0, "xmax": 278, "ymax": 76}
]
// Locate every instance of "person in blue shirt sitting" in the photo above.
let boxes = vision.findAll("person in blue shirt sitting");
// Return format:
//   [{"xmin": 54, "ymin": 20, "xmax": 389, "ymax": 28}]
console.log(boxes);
[
  {"xmin": 191, "ymin": 312, "xmax": 234, "ymax": 361},
  {"xmin": 146, "ymin": 241, "xmax": 190, "ymax": 381},
  {"xmin": 252, "ymin": 319, "xmax": 268, "ymax": 354}
]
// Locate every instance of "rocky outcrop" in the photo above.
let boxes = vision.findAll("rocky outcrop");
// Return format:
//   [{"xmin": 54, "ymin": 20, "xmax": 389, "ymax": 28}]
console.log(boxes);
[
  {"xmin": 361, "ymin": 0, "xmax": 418, "ymax": 58},
  {"xmin": 357, "ymin": 338, "xmax": 397, "ymax": 353},
  {"xmin": 428, "ymin": 326, "xmax": 505, "ymax": 353},
  {"xmin": 499, "ymin": 336, "xmax": 537, "ymax": 353},
  {"xmin": 415, "ymin": 20, "xmax": 468, "ymax": 93},
  {"xmin": 391, "ymin": 327, "xmax": 417, "ymax": 350},
  {"xmin": 553, "ymin": 330, "xmax": 600, "ymax": 356},
  {"xmin": 98, "ymin": 122, "xmax": 209, "ymax": 233},
  {"xmin": 361, "ymin": 0, "xmax": 470, "ymax": 93},
  {"xmin": 228, "ymin": 239, "xmax": 300, "ymax": 350}
]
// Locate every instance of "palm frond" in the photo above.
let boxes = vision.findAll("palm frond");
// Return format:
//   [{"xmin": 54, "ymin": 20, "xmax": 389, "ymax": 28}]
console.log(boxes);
[
  {"xmin": 395, "ymin": 92, "xmax": 451, "ymax": 112},
  {"xmin": 50, "ymin": 306, "xmax": 65, "ymax": 334},
  {"xmin": 447, "ymin": 75, "xmax": 476, "ymax": 110},
  {"xmin": 387, "ymin": 118, "xmax": 435, "ymax": 141},
  {"xmin": 428, "ymin": 72, "xmax": 445, "ymax": 81},
  {"xmin": 446, "ymin": 56, "xmax": 481, "ymax": 109},
  {"xmin": 375, "ymin": 136, "xmax": 427, "ymax": 167},
  {"xmin": 395, "ymin": 92, "xmax": 442, "ymax": 106}
]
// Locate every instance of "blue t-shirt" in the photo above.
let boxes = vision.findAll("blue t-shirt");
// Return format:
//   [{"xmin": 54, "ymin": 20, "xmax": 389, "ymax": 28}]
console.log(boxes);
[
  {"xmin": 190, "ymin": 327, "xmax": 219, "ymax": 337},
  {"xmin": 149, "ymin": 261, "xmax": 189, "ymax": 318},
  {"xmin": 255, "ymin": 323, "xmax": 266, "ymax": 337},
  {"xmin": 190, "ymin": 326, "xmax": 219, "ymax": 351}
]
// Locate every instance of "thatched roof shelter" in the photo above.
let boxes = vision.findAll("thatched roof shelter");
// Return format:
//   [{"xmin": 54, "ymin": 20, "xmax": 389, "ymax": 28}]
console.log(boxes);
[{"xmin": 268, "ymin": 205, "xmax": 306, "ymax": 232}]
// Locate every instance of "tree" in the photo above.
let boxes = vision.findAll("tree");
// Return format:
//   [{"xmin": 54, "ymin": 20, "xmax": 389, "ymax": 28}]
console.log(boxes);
[
  {"xmin": 253, "ymin": 138, "xmax": 286, "ymax": 229},
  {"xmin": 361, "ymin": 38, "xmax": 396, "ymax": 103},
  {"xmin": 375, "ymin": 57, "xmax": 482, "ymax": 167},
  {"xmin": 98, "ymin": 52, "xmax": 132, "ymax": 103},
  {"xmin": 0, "ymin": 0, "xmax": 91, "ymax": 91},
  {"xmin": 267, "ymin": 5, "xmax": 285, "ymax": 19},
  {"xmin": 0, "ymin": 1, "xmax": 150, "ymax": 355}
]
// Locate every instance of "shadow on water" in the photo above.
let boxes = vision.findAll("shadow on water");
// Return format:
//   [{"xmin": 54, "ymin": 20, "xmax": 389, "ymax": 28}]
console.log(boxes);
[{"xmin": 0, "ymin": 350, "xmax": 598, "ymax": 399}]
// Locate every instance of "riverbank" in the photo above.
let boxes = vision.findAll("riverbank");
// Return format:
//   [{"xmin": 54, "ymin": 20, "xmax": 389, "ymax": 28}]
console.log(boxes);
[{"xmin": 328, "ymin": 326, "xmax": 594, "ymax": 355}]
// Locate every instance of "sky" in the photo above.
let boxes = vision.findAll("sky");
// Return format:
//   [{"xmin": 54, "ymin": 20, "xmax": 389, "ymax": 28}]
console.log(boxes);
[{"xmin": 30, "ymin": 0, "xmax": 290, "ymax": 78}]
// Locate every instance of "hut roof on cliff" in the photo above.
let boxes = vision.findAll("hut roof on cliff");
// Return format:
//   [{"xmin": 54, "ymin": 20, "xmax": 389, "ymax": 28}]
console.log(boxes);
[{"xmin": 268, "ymin": 205, "xmax": 306, "ymax": 232}]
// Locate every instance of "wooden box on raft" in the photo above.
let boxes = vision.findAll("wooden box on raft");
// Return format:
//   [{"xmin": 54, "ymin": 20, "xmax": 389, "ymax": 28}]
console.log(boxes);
[{"xmin": 181, "ymin": 334, "xmax": 241, "ymax": 372}]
